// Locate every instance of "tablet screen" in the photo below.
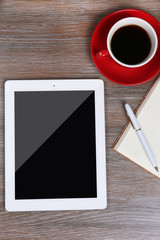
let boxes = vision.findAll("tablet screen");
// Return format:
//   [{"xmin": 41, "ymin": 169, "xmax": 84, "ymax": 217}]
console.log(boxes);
[{"xmin": 15, "ymin": 91, "xmax": 97, "ymax": 199}]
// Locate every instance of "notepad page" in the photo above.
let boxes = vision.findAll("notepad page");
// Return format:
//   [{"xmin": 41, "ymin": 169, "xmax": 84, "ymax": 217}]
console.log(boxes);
[{"xmin": 114, "ymin": 77, "xmax": 160, "ymax": 177}]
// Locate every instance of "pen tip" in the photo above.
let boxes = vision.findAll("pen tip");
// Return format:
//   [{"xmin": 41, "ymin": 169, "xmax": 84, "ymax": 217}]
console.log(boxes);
[{"xmin": 155, "ymin": 166, "xmax": 158, "ymax": 172}]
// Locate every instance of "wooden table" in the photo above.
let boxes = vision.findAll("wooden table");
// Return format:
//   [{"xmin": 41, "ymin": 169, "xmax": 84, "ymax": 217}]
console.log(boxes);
[{"xmin": 0, "ymin": 1, "xmax": 160, "ymax": 239}]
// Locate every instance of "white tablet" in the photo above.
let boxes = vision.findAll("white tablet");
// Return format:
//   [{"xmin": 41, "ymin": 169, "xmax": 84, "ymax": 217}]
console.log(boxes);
[{"xmin": 5, "ymin": 79, "xmax": 106, "ymax": 211}]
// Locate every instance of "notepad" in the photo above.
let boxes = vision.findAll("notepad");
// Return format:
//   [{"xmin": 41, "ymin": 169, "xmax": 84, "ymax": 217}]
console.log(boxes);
[{"xmin": 113, "ymin": 76, "xmax": 160, "ymax": 178}]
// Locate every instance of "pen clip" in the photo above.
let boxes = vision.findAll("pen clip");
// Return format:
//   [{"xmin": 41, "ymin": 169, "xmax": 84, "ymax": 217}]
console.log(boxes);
[{"xmin": 127, "ymin": 114, "xmax": 135, "ymax": 129}]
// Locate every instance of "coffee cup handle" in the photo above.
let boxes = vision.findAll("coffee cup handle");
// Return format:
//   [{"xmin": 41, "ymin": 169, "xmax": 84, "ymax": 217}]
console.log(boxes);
[{"xmin": 96, "ymin": 49, "xmax": 110, "ymax": 59}]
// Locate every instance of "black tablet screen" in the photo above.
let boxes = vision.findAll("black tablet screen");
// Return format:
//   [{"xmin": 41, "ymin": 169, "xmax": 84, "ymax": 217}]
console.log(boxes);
[{"xmin": 15, "ymin": 91, "xmax": 97, "ymax": 199}]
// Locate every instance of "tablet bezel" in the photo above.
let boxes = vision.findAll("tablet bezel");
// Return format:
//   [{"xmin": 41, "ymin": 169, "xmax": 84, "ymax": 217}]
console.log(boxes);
[{"xmin": 5, "ymin": 79, "xmax": 107, "ymax": 211}]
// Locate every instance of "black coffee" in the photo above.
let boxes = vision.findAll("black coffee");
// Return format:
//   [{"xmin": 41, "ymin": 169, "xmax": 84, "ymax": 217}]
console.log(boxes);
[{"xmin": 111, "ymin": 25, "xmax": 151, "ymax": 65}]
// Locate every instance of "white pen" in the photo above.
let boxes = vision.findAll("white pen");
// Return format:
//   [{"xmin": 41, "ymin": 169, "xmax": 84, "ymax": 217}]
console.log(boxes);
[{"xmin": 125, "ymin": 103, "xmax": 158, "ymax": 172}]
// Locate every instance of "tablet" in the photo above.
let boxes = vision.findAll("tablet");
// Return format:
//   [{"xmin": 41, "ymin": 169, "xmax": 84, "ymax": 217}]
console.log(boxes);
[{"xmin": 5, "ymin": 79, "xmax": 106, "ymax": 211}]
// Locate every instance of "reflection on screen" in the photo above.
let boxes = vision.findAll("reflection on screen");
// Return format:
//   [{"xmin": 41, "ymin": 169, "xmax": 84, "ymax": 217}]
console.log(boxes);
[{"xmin": 15, "ymin": 91, "xmax": 97, "ymax": 199}]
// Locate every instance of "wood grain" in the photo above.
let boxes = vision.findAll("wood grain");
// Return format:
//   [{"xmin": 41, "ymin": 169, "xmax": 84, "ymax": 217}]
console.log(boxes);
[{"xmin": 0, "ymin": 1, "xmax": 160, "ymax": 239}]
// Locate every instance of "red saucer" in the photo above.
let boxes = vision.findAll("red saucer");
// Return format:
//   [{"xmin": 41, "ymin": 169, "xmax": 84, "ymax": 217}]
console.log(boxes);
[{"xmin": 91, "ymin": 9, "xmax": 160, "ymax": 85}]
